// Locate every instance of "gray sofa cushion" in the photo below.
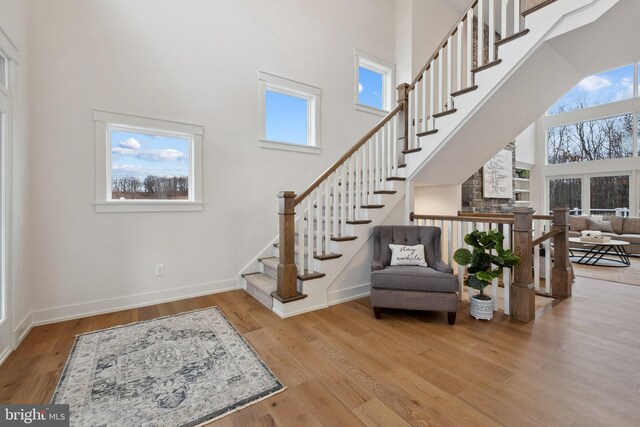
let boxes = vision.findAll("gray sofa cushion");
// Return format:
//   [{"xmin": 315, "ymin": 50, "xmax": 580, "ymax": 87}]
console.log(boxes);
[
  {"xmin": 587, "ymin": 218, "xmax": 614, "ymax": 233},
  {"xmin": 622, "ymin": 218, "xmax": 640, "ymax": 235},
  {"xmin": 371, "ymin": 266, "xmax": 458, "ymax": 293},
  {"xmin": 569, "ymin": 215, "xmax": 590, "ymax": 231},
  {"xmin": 611, "ymin": 216, "xmax": 625, "ymax": 234}
]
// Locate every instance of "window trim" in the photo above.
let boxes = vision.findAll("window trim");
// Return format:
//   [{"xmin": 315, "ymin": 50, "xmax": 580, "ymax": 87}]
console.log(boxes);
[
  {"xmin": 258, "ymin": 71, "xmax": 321, "ymax": 154},
  {"xmin": 93, "ymin": 110, "xmax": 204, "ymax": 213},
  {"xmin": 354, "ymin": 49, "xmax": 395, "ymax": 116},
  {"xmin": 0, "ymin": 50, "xmax": 8, "ymax": 95}
]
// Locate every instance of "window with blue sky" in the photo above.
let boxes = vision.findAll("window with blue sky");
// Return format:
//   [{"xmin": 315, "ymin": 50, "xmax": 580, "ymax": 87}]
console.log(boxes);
[
  {"xmin": 110, "ymin": 129, "xmax": 190, "ymax": 200},
  {"xmin": 358, "ymin": 66, "xmax": 384, "ymax": 110},
  {"xmin": 265, "ymin": 91, "xmax": 308, "ymax": 145},
  {"xmin": 548, "ymin": 64, "xmax": 636, "ymax": 115}
]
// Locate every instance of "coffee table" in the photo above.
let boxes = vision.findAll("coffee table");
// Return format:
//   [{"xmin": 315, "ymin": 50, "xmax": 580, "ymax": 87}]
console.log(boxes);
[{"xmin": 568, "ymin": 237, "xmax": 630, "ymax": 267}]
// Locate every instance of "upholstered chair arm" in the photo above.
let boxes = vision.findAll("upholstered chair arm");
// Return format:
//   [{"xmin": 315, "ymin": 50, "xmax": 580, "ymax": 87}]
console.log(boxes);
[
  {"xmin": 431, "ymin": 258, "xmax": 454, "ymax": 274},
  {"xmin": 371, "ymin": 260, "xmax": 385, "ymax": 271}
]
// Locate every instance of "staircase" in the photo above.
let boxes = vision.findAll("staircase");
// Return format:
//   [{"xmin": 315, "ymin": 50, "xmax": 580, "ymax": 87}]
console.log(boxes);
[{"xmin": 240, "ymin": 0, "xmax": 622, "ymax": 318}]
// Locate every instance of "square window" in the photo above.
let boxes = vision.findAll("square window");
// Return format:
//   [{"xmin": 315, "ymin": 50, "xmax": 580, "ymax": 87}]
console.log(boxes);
[
  {"xmin": 259, "ymin": 72, "xmax": 321, "ymax": 154},
  {"xmin": 354, "ymin": 49, "xmax": 395, "ymax": 115},
  {"xmin": 110, "ymin": 128, "xmax": 191, "ymax": 200},
  {"xmin": 94, "ymin": 111, "xmax": 203, "ymax": 212}
]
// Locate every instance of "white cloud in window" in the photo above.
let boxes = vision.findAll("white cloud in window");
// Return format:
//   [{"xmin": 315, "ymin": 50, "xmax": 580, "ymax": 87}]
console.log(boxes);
[
  {"xmin": 119, "ymin": 137, "xmax": 141, "ymax": 150},
  {"xmin": 112, "ymin": 147, "xmax": 186, "ymax": 161},
  {"xmin": 359, "ymin": 83, "xmax": 363, "ymax": 93},
  {"xmin": 615, "ymin": 77, "xmax": 634, "ymax": 101},
  {"xmin": 578, "ymin": 75, "xmax": 611, "ymax": 92}
]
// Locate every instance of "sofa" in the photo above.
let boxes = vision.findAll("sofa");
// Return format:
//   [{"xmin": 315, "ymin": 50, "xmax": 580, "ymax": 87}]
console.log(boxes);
[
  {"xmin": 569, "ymin": 215, "xmax": 640, "ymax": 254},
  {"xmin": 370, "ymin": 225, "xmax": 458, "ymax": 324}
]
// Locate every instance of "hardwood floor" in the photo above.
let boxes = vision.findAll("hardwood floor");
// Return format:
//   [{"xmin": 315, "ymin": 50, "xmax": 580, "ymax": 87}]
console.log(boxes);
[{"xmin": 3, "ymin": 276, "xmax": 640, "ymax": 426}]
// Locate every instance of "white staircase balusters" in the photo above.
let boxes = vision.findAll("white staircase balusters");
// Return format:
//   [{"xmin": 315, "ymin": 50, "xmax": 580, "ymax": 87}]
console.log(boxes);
[
  {"xmin": 478, "ymin": 0, "xmax": 484, "ymax": 68},
  {"xmin": 489, "ymin": 0, "xmax": 496, "ymax": 63},
  {"xmin": 446, "ymin": 37, "xmax": 452, "ymax": 109},
  {"xmin": 514, "ymin": 0, "xmax": 521, "ymax": 34},
  {"xmin": 466, "ymin": 8, "xmax": 474, "ymax": 86},
  {"xmin": 456, "ymin": 21, "xmax": 463, "ymax": 92}
]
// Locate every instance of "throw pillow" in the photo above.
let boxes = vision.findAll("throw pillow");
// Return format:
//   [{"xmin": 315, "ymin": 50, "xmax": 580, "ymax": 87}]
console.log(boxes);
[
  {"xmin": 569, "ymin": 215, "xmax": 589, "ymax": 231},
  {"xmin": 389, "ymin": 244, "xmax": 428, "ymax": 266},
  {"xmin": 587, "ymin": 218, "xmax": 614, "ymax": 233}
]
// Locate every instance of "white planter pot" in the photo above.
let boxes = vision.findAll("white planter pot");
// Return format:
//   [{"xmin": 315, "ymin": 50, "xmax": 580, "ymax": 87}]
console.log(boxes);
[{"xmin": 470, "ymin": 295, "xmax": 494, "ymax": 320}]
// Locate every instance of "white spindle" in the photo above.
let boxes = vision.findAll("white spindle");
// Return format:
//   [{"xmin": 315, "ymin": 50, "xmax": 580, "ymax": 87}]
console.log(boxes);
[
  {"xmin": 514, "ymin": 0, "xmax": 520, "ymax": 33},
  {"xmin": 324, "ymin": 181, "xmax": 330, "ymax": 254},
  {"xmin": 361, "ymin": 145, "xmax": 367, "ymax": 209},
  {"xmin": 490, "ymin": 223, "xmax": 498, "ymax": 311},
  {"xmin": 478, "ymin": 0, "xmax": 485, "ymax": 68},
  {"xmin": 447, "ymin": 221, "xmax": 454, "ymax": 266},
  {"xmin": 488, "ymin": 0, "xmax": 495, "ymax": 63},
  {"xmin": 437, "ymin": 50, "xmax": 443, "ymax": 112},
  {"xmin": 421, "ymin": 70, "xmax": 427, "ymax": 133},
  {"xmin": 467, "ymin": 221, "xmax": 474, "ymax": 302},
  {"xmin": 384, "ymin": 123, "xmax": 390, "ymax": 182},
  {"xmin": 457, "ymin": 221, "xmax": 464, "ymax": 299},
  {"xmin": 456, "ymin": 22, "xmax": 463, "ymax": 92},
  {"xmin": 503, "ymin": 223, "xmax": 511, "ymax": 315},
  {"xmin": 533, "ymin": 220, "xmax": 541, "ymax": 291},
  {"xmin": 316, "ymin": 186, "xmax": 322, "ymax": 256},
  {"xmin": 466, "ymin": 10, "xmax": 474, "ymax": 86},
  {"xmin": 307, "ymin": 195, "xmax": 314, "ymax": 272},
  {"xmin": 355, "ymin": 151, "xmax": 361, "ymax": 218},
  {"xmin": 332, "ymin": 172, "xmax": 338, "ymax": 239},
  {"xmin": 407, "ymin": 90, "xmax": 413, "ymax": 150},
  {"xmin": 296, "ymin": 214, "xmax": 303, "ymax": 273},
  {"xmin": 348, "ymin": 155, "xmax": 355, "ymax": 221},
  {"xmin": 429, "ymin": 61, "xmax": 435, "ymax": 129},
  {"xmin": 446, "ymin": 38, "xmax": 452, "ymax": 109},
  {"xmin": 544, "ymin": 224, "xmax": 552, "ymax": 294},
  {"xmin": 340, "ymin": 164, "xmax": 346, "ymax": 235},
  {"xmin": 413, "ymin": 83, "xmax": 419, "ymax": 144},
  {"xmin": 392, "ymin": 115, "xmax": 398, "ymax": 172},
  {"xmin": 501, "ymin": 0, "xmax": 508, "ymax": 39},
  {"xmin": 376, "ymin": 129, "xmax": 382, "ymax": 190}
]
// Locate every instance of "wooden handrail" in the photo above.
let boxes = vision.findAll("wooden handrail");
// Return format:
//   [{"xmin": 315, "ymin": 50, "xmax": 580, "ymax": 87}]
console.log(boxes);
[
  {"xmin": 410, "ymin": 212, "xmax": 514, "ymax": 225},
  {"xmin": 531, "ymin": 228, "xmax": 561, "ymax": 247},
  {"xmin": 408, "ymin": 0, "xmax": 478, "ymax": 91},
  {"xmin": 294, "ymin": 103, "xmax": 404, "ymax": 206},
  {"xmin": 457, "ymin": 211, "xmax": 553, "ymax": 221}
]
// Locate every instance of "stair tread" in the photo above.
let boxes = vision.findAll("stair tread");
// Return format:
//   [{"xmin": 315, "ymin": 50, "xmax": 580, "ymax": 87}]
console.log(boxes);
[
  {"xmin": 298, "ymin": 270, "xmax": 326, "ymax": 281},
  {"xmin": 432, "ymin": 109, "xmax": 457, "ymax": 119},
  {"xmin": 451, "ymin": 86, "xmax": 478, "ymax": 97},
  {"xmin": 472, "ymin": 59, "xmax": 502, "ymax": 74},
  {"xmin": 495, "ymin": 29, "xmax": 530, "ymax": 47},
  {"xmin": 314, "ymin": 252, "xmax": 342, "ymax": 260},
  {"xmin": 331, "ymin": 235, "xmax": 358, "ymax": 242},
  {"xmin": 402, "ymin": 147, "xmax": 422, "ymax": 154},
  {"xmin": 387, "ymin": 177, "xmax": 406, "ymax": 181},
  {"xmin": 244, "ymin": 272, "xmax": 277, "ymax": 293},
  {"xmin": 361, "ymin": 204, "xmax": 385, "ymax": 209},
  {"xmin": 416, "ymin": 129, "xmax": 439, "ymax": 137},
  {"xmin": 346, "ymin": 220, "xmax": 372, "ymax": 224},
  {"xmin": 374, "ymin": 190, "xmax": 397, "ymax": 194},
  {"xmin": 259, "ymin": 256, "xmax": 279, "ymax": 270}
]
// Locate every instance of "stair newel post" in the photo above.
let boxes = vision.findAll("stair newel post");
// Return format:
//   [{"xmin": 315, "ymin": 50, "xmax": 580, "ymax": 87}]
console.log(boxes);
[
  {"xmin": 273, "ymin": 191, "xmax": 302, "ymax": 303},
  {"xmin": 510, "ymin": 207, "xmax": 536, "ymax": 322},
  {"xmin": 397, "ymin": 83, "xmax": 410, "ymax": 152},
  {"xmin": 551, "ymin": 207, "xmax": 572, "ymax": 298}
]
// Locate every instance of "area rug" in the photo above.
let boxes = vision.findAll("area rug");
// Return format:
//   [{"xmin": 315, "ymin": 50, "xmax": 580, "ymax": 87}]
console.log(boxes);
[
  {"xmin": 572, "ymin": 255, "xmax": 640, "ymax": 287},
  {"xmin": 51, "ymin": 307, "xmax": 285, "ymax": 426}
]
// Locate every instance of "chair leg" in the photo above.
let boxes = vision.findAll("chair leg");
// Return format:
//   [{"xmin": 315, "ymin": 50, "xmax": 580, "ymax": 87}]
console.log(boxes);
[
  {"xmin": 447, "ymin": 311, "xmax": 456, "ymax": 325},
  {"xmin": 373, "ymin": 307, "xmax": 382, "ymax": 319}
]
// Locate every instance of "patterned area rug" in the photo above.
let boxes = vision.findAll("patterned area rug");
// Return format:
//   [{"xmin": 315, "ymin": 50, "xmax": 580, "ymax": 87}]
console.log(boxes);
[
  {"xmin": 572, "ymin": 255, "xmax": 640, "ymax": 287},
  {"xmin": 51, "ymin": 307, "xmax": 285, "ymax": 426}
]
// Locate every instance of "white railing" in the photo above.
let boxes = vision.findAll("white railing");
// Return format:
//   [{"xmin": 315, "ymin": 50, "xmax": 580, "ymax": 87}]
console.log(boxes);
[
  {"xmin": 533, "ymin": 216, "xmax": 553, "ymax": 294},
  {"xmin": 410, "ymin": 214, "xmax": 515, "ymax": 315},
  {"xmin": 290, "ymin": 106, "xmax": 403, "ymax": 276},
  {"xmin": 405, "ymin": 0, "xmax": 524, "ymax": 152}
]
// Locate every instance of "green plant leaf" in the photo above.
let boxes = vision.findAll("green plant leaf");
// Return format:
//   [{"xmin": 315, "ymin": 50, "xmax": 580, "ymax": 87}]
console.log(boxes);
[
  {"xmin": 468, "ymin": 274, "xmax": 489, "ymax": 291},
  {"xmin": 453, "ymin": 248, "xmax": 472, "ymax": 266}
]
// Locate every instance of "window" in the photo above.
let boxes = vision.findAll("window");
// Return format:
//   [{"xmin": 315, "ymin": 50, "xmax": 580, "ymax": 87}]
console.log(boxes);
[
  {"xmin": 259, "ymin": 72, "xmax": 320, "ymax": 154},
  {"xmin": 549, "ymin": 178, "xmax": 582, "ymax": 214},
  {"xmin": 94, "ymin": 111, "xmax": 203, "ymax": 212},
  {"xmin": 354, "ymin": 49, "xmax": 395, "ymax": 115},
  {"xmin": 547, "ymin": 114, "xmax": 633, "ymax": 164},
  {"xmin": 590, "ymin": 175, "xmax": 629, "ymax": 217},
  {"xmin": 548, "ymin": 64, "xmax": 636, "ymax": 115}
]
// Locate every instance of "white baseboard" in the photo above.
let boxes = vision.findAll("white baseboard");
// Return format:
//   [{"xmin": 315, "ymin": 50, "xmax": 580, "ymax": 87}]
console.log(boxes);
[
  {"xmin": 0, "ymin": 346, "xmax": 11, "ymax": 366},
  {"xmin": 30, "ymin": 278, "xmax": 239, "ymax": 327},
  {"xmin": 14, "ymin": 311, "xmax": 33, "ymax": 347},
  {"xmin": 328, "ymin": 283, "xmax": 371, "ymax": 306},
  {"xmin": 272, "ymin": 302, "xmax": 329, "ymax": 318}
]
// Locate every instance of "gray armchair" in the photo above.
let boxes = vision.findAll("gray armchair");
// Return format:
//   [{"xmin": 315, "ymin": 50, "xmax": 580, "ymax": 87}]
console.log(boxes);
[{"xmin": 371, "ymin": 225, "xmax": 458, "ymax": 324}]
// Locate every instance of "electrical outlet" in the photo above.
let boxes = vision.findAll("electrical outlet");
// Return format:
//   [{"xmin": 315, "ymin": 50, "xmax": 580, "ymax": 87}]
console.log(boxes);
[{"xmin": 155, "ymin": 264, "xmax": 165, "ymax": 276}]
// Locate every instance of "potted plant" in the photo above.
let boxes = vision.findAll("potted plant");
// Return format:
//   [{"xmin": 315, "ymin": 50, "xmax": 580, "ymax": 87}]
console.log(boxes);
[{"xmin": 453, "ymin": 229, "xmax": 521, "ymax": 320}]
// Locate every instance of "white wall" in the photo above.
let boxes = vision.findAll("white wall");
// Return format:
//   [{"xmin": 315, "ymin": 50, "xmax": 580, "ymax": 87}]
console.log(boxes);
[
  {"xmin": 414, "ymin": 184, "xmax": 461, "ymax": 215},
  {"xmin": 0, "ymin": 0, "xmax": 31, "ymax": 344},
  {"xmin": 25, "ymin": 0, "xmax": 397, "ymax": 323}
]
